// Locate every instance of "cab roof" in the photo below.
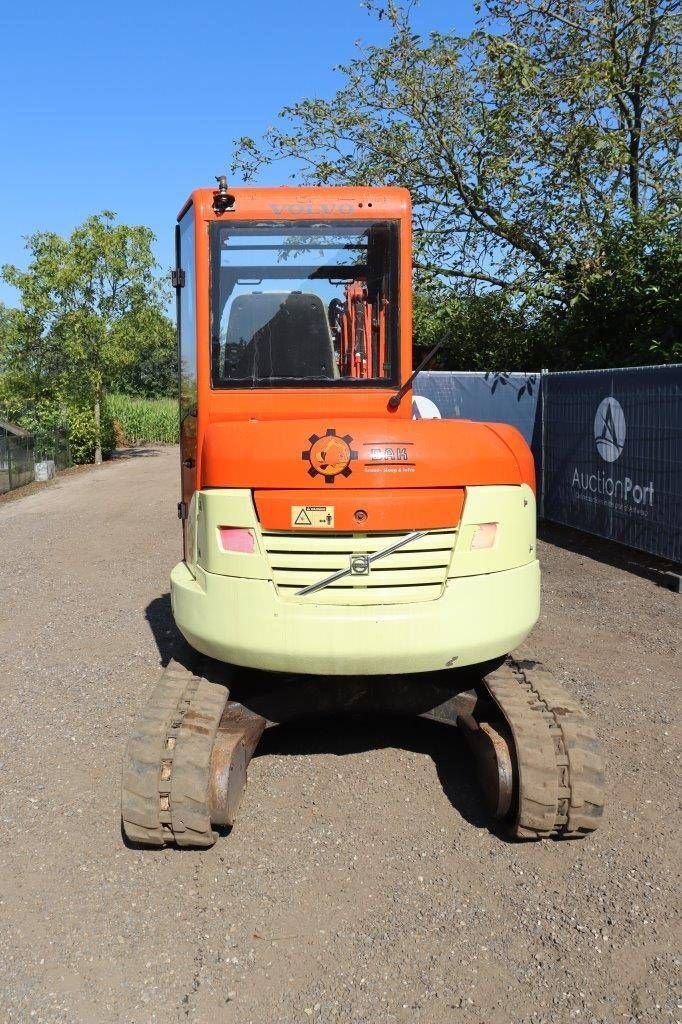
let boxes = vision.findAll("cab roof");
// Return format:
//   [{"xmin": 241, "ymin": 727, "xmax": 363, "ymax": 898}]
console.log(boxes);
[{"xmin": 178, "ymin": 185, "xmax": 411, "ymax": 223}]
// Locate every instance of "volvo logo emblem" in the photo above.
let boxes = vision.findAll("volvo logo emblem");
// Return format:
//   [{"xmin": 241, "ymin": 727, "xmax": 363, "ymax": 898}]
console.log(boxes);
[
  {"xmin": 349, "ymin": 554, "xmax": 370, "ymax": 575},
  {"xmin": 296, "ymin": 530, "xmax": 428, "ymax": 597},
  {"xmin": 594, "ymin": 397, "xmax": 626, "ymax": 463}
]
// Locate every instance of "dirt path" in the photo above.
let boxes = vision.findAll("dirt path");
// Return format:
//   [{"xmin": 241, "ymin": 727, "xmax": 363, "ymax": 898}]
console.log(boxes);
[{"xmin": 1, "ymin": 446, "xmax": 679, "ymax": 1024}]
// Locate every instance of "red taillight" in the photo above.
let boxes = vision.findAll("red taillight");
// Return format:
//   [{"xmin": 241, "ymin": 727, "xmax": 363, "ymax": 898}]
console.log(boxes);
[{"xmin": 218, "ymin": 527, "xmax": 255, "ymax": 553}]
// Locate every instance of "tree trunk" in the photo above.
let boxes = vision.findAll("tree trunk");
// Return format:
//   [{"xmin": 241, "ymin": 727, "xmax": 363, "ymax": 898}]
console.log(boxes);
[{"xmin": 94, "ymin": 379, "xmax": 102, "ymax": 465}]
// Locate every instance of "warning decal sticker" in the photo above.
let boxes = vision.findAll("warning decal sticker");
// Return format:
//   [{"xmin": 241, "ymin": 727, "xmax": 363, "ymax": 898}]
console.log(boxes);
[{"xmin": 291, "ymin": 505, "xmax": 335, "ymax": 529}]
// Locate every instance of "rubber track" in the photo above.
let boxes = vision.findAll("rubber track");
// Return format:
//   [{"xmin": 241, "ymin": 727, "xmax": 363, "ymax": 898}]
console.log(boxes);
[
  {"xmin": 121, "ymin": 660, "xmax": 228, "ymax": 848},
  {"xmin": 482, "ymin": 661, "xmax": 605, "ymax": 839}
]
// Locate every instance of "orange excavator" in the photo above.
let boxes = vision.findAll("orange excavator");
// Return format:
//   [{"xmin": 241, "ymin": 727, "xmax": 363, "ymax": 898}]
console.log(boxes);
[{"xmin": 121, "ymin": 179, "xmax": 604, "ymax": 848}]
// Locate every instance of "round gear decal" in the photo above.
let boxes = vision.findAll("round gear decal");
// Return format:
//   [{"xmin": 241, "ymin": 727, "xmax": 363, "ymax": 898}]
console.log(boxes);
[{"xmin": 302, "ymin": 428, "xmax": 358, "ymax": 484}]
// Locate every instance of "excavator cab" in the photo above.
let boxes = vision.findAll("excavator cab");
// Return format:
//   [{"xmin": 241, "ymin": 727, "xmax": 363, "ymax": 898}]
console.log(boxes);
[{"xmin": 120, "ymin": 183, "xmax": 604, "ymax": 850}]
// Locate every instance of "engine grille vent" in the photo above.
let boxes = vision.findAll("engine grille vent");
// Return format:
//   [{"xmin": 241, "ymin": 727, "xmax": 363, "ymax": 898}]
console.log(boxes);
[{"xmin": 261, "ymin": 529, "xmax": 456, "ymax": 605}]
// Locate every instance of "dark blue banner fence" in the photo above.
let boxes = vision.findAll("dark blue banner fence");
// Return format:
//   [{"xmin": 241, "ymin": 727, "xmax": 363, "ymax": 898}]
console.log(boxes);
[{"xmin": 413, "ymin": 366, "xmax": 681, "ymax": 564}]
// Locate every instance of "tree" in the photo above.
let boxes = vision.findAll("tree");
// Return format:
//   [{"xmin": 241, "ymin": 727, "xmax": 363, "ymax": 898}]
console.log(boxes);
[
  {"xmin": 547, "ymin": 214, "xmax": 682, "ymax": 367},
  {"xmin": 106, "ymin": 307, "xmax": 177, "ymax": 399},
  {"xmin": 1, "ymin": 213, "xmax": 174, "ymax": 462},
  {"xmin": 414, "ymin": 214, "xmax": 680, "ymax": 369},
  {"xmin": 413, "ymin": 288, "xmax": 545, "ymax": 369},
  {"xmin": 233, "ymin": 1, "xmax": 680, "ymax": 308}
]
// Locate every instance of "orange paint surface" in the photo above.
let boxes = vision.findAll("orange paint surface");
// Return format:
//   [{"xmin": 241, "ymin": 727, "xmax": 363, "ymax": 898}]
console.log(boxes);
[
  {"xmin": 201, "ymin": 418, "xmax": 535, "ymax": 492},
  {"xmin": 254, "ymin": 488, "xmax": 465, "ymax": 532},
  {"xmin": 177, "ymin": 184, "xmax": 536, "ymax": 532}
]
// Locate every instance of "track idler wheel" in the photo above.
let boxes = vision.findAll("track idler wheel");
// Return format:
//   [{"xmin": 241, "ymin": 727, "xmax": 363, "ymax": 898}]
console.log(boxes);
[
  {"xmin": 458, "ymin": 713, "xmax": 515, "ymax": 821},
  {"xmin": 208, "ymin": 703, "xmax": 267, "ymax": 829}
]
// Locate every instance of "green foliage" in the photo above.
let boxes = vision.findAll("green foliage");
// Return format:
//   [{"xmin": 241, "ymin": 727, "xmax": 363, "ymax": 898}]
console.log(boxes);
[
  {"xmin": 115, "ymin": 311, "xmax": 178, "ymax": 399},
  {"xmin": 105, "ymin": 394, "xmax": 179, "ymax": 445},
  {"xmin": 66, "ymin": 407, "xmax": 116, "ymax": 464},
  {"xmin": 0, "ymin": 212, "xmax": 174, "ymax": 463},
  {"xmin": 9, "ymin": 396, "xmax": 116, "ymax": 464},
  {"xmin": 5, "ymin": 397, "xmax": 68, "ymax": 457},
  {"xmin": 415, "ymin": 214, "xmax": 682, "ymax": 370},
  {"xmin": 550, "ymin": 216, "xmax": 682, "ymax": 368},
  {"xmin": 414, "ymin": 290, "xmax": 544, "ymax": 370}
]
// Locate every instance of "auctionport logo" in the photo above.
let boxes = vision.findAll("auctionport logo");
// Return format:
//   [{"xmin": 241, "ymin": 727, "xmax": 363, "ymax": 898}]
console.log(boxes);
[
  {"xmin": 594, "ymin": 396, "xmax": 626, "ymax": 462},
  {"xmin": 571, "ymin": 395, "xmax": 654, "ymax": 514}
]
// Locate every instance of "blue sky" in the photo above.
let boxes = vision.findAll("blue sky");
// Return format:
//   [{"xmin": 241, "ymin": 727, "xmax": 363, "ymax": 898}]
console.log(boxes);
[{"xmin": 0, "ymin": 1, "xmax": 475, "ymax": 307}]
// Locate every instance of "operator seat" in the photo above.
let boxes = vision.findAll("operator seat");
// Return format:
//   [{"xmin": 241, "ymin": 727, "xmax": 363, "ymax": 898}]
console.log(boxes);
[{"xmin": 224, "ymin": 292, "xmax": 337, "ymax": 380}]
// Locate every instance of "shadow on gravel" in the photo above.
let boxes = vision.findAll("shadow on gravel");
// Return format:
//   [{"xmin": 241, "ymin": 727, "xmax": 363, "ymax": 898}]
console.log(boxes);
[
  {"xmin": 145, "ymin": 592, "xmax": 193, "ymax": 666},
  {"xmin": 540, "ymin": 520, "xmax": 680, "ymax": 589},
  {"xmin": 254, "ymin": 715, "xmax": 497, "ymax": 837},
  {"xmin": 144, "ymin": 592, "xmax": 505, "ymax": 839},
  {"xmin": 111, "ymin": 447, "xmax": 161, "ymax": 460}
]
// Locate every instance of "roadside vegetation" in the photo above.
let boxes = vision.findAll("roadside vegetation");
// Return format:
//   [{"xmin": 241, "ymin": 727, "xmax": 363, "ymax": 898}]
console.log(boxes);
[
  {"xmin": 0, "ymin": 213, "xmax": 176, "ymax": 464},
  {"xmin": 105, "ymin": 394, "xmax": 178, "ymax": 446}
]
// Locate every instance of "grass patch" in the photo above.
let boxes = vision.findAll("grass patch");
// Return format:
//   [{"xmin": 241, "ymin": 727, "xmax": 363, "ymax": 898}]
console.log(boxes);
[{"xmin": 105, "ymin": 394, "xmax": 178, "ymax": 446}]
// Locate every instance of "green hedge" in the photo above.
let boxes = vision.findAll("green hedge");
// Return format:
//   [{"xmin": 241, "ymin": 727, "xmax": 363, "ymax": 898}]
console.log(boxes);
[
  {"xmin": 105, "ymin": 394, "xmax": 179, "ymax": 445},
  {"xmin": 15, "ymin": 399, "xmax": 116, "ymax": 465}
]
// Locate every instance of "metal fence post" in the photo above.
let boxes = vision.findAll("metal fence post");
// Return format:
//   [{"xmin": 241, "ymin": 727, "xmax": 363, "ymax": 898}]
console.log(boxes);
[
  {"xmin": 0, "ymin": 436, "xmax": 7, "ymax": 495},
  {"xmin": 540, "ymin": 368, "xmax": 548, "ymax": 519}
]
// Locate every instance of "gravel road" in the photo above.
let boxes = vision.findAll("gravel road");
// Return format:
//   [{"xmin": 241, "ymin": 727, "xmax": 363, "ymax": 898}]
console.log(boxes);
[{"xmin": 1, "ymin": 446, "xmax": 679, "ymax": 1024}]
